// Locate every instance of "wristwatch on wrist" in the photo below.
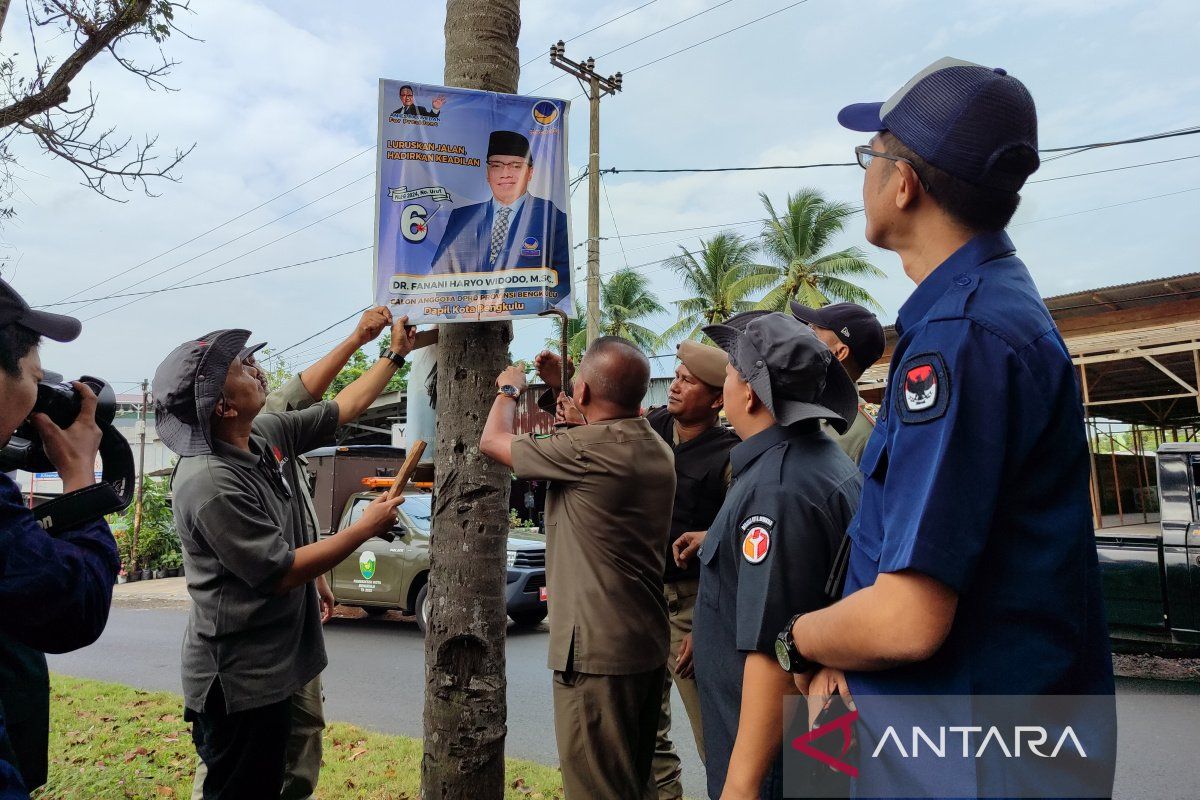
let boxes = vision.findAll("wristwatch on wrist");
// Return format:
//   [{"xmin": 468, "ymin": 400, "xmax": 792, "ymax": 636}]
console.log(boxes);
[
  {"xmin": 775, "ymin": 612, "xmax": 815, "ymax": 674},
  {"xmin": 497, "ymin": 384, "xmax": 522, "ymax": 400},
  {"xmin": 382, "ymin": 349, "xmax": 405, "ymax": 368}
]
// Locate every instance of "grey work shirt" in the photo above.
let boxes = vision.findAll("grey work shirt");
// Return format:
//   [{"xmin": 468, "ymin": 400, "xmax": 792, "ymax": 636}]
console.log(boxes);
[
  {"xmin": 172, "ymin": 401, "xmax": 340, "ymax": 714},
  {"xmin": 693, "ymin": 422, "xmax": 862, "ymax": 800}
]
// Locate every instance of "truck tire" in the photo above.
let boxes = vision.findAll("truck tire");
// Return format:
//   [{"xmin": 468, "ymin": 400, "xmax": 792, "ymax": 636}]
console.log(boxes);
[
  {"xmin": 510, "ymin": 609, "xmax": 548, "ymax": 628},
  {"xmin": 415, "ymin": 583, "xmax": 430, "ymax": 635}
]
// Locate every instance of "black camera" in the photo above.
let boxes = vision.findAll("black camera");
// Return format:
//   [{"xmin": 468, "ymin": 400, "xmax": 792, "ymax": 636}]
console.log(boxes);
[{"xmin": 1, "ymin": 373, "xmax": 134, "ymax": 530}]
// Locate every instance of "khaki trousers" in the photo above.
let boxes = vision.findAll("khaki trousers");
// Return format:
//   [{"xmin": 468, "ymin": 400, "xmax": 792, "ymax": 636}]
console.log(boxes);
[
  {"xmin": 553, "ymin": 666, "xmax": 665, "ymax": 800},
  {"xmin": 192, "ymin": 674, "xmax": 325, "ymax": 800},
  {"xmin": 651, "ymin": 578, "xmax": 705, "ymax": 800}
]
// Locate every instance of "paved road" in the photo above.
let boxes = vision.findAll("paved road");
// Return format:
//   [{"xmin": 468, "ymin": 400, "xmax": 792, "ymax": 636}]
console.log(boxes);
[{"xmin": 49, "ymin": 607, "xmax": 1200, "ymax": 799}]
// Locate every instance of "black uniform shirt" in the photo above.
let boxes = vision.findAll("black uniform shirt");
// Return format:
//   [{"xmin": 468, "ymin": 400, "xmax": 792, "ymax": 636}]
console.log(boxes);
[{"xmin": 693, "ymin": 422, "xmax": 861, "ymax": 800}]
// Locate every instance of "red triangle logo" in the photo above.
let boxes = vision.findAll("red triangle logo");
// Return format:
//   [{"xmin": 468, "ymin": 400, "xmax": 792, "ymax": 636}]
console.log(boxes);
[{"xmin": 791, "ymin": 707, "xmax": 859, "ymax": 777}]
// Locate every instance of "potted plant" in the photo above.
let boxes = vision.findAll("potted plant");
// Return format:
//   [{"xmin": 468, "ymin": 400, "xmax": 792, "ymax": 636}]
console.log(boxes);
[
  {"xmin": 162, "ymin": 552, "xmax": 183, "ymax": 578},
  {"xmin": 116, "ymin": 566, "xmax": 127, "ymax": 585}
]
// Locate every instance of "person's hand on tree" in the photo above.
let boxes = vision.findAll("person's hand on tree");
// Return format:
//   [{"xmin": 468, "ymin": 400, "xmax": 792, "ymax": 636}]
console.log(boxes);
[
  {"xmin": 389, "ymin": 314, "xmax": 417, "ymax": 359},
  {"xmin": 496, "ymin": 364, "xmax": 528, "ymax": 394},
  {"xmin": 534, "ymin": 350, "xmax": 574, "ymax": 392},
  {"xmin": 353, "ymin": 306, "xmax": 392, "ymax": 347}
]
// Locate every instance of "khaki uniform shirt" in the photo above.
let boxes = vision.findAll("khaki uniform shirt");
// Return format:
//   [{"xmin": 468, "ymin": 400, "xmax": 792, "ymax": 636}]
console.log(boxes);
[
  {"xmin": 511, "ymin": 417, "xmax": 675, "ymax": 675},
  {"xmin": 824, "ymin": 396, "xmax": 876, "ymax": 465}
]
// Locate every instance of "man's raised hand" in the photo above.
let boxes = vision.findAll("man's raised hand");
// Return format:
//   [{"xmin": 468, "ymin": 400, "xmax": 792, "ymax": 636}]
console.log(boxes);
[
  {"xmin": 354, "ymin": 306, "xmax": 393, "ymax": 346},
  {"xmin": 389, "ymin": 314, "xmax": 417, "ymax": 359},
  {"xmin": 534, "ymin": 350, "xmax": 574, "ymax": 392}
]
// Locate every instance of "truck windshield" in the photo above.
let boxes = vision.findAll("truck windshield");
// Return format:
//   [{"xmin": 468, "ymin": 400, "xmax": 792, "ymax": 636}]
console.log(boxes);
[{"xmin": 401, "ymin": 493, "xmax": 433, "ymax": 531}]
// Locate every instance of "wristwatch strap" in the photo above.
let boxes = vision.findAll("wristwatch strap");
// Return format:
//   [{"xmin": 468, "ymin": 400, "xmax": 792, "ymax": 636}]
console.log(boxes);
[{"xmin": 382, "ymin": 349, "xmax": 405, "ymax": 367}]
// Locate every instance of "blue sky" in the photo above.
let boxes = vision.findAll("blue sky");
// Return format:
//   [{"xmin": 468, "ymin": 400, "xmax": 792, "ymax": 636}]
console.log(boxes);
[{"xmin": 4, "ymin": 0, "xmax": 1197, "ymax": 387}]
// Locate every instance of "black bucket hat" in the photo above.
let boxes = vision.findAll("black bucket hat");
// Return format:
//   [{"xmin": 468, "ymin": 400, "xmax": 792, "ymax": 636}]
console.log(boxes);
[
  {"xmin": 703, "ymin": 311, "xmax": 858, "ymax": 433},
  {"xmin": 153, "ymin": 329, "xmax": 253, "ymax": 456},
  {"xmin": 0, "ymin": 277, "xmax": 82, "ymax": 342}
]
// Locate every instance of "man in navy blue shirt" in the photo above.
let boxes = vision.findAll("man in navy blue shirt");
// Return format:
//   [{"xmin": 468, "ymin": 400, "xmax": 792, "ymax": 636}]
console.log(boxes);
[
  {"xmin": 0, "ymin": 278, "xmax": 121, "ymax": 799},
  {"xmin": 781, "ymin": 58, "xmax": 1115, "ymax": 797}
]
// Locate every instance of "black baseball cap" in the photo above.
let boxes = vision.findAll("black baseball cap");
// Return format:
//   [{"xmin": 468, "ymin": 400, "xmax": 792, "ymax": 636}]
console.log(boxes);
[
  {"xmin": 703, "ymin": 311, "xmax": 857, "ymax": 433},
  {"xmin": 790, "ymin": 301, "xmax": 885, "ymax": 372},
  {"xmin": 153, "ymin": 329, "xmax": 253, "ymax": 456},
  {"xmin": 838, "ymin": 56, "xmax": 1039, "ymax": 192},
  {"xmin": 0, "ymin": 278, "xmax": 82, "ymax": 342}
]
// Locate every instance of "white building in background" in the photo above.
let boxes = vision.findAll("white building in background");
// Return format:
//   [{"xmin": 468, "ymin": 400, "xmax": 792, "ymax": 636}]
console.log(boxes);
[{"xmin": 11, "ymin": 392, "xmax": 175, "ymax": 497}]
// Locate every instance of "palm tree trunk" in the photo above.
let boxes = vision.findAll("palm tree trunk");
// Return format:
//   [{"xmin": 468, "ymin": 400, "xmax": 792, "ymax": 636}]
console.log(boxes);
[{"xmin": 422, "ymin": 2, "xmax": 519, "ymax": 798}]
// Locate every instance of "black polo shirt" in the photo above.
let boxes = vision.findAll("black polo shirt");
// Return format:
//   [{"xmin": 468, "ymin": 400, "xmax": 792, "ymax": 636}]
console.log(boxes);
[
  {"xmin": 693, "ymin": 422, "xmax": 861, "ymax": 800},
  {"xmin": 172, "ymin": 402, "xmax": 339, "ymax": 714}
]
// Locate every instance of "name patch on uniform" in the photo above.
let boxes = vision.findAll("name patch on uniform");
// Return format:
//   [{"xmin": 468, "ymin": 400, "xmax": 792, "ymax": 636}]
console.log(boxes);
[
  {"xmin": 740, "ymin": 515, "xmax": 774, "ymax": 564},
  {"xmin": 897, "ymin": 352, "xmax": 950, "ymax": 424}
]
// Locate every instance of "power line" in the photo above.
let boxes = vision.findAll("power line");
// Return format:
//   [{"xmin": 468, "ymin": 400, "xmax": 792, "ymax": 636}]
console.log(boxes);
[
  {"xmin": 520, "ymin": 0, "xmax": 660, "ymax": 70},
  {"xmin": 82, "ymin": 196, "xmax": 373, "ymax": 322},
  {"xmin": 1012, "ymin": 186, "xmax": 1200, "ymax": 227},
  {"xmin": 528, "ymin": 0, "xmax": 740, "ymax": 94},
  {"xmin": 65, "ymin": 173, "xmax": 372, "ymax": 313},
  {"xmin": 268, "ymin": 306, "xmax": 372, "ymax": 361},
  {"xmin": 599, "ymin": 173, "xmax": 629, "ymax": 269},
  {"xmin": 1040, "ymin": 125, "xmax": 1200, "ymax": 160},
  {"xmin": 1026, "ymin": 153, "xmax": 1200, "ymax": 184},
  {"xmin": 51, "ymin": 146, "xmax": 374, "ymax": 305},
  {"xmin": 33, "ymin": 247, "xmax": 371, "ymax": 307}
]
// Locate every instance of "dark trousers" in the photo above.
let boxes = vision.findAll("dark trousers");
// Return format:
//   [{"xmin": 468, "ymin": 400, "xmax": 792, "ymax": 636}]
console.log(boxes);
[
  {"xmin": 552, "ymin": 666, "xmax": 664, "ymax": 800},
  {"xmin": 187, "ymin": 682, "xmax": 292, "ymax": 800}
]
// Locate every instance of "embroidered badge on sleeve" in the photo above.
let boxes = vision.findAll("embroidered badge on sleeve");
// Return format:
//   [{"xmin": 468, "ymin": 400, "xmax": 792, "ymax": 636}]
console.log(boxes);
[
  {"xmin": 740, "ymin": 515, "xmax": 775, "ymax": 564},
  {"xmin": 896, "ymin": 352, "xmax": 950, "ymax": 424}
]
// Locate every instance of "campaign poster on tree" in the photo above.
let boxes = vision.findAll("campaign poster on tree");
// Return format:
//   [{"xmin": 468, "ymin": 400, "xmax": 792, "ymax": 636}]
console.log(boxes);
[{"xmin": 373, "ymin": 80, "xmax": 574, "ymax": 323}]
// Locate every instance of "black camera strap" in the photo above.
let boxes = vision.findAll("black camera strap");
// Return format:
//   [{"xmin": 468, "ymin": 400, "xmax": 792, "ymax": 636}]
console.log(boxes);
[{"xmin": 33, "ymin": 426, "xmax": 134, "ymax": 534}]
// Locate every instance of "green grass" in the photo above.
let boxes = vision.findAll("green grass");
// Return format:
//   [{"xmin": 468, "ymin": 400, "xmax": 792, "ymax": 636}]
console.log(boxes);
[{"xmin": 37, "ymin": 674, "xmax": 566, "ymax": 799}]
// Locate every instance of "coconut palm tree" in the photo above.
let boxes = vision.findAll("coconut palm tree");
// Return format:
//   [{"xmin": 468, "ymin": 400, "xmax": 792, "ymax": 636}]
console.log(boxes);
[
  {"xmin": 755, "ymin": 189, "xmax": 885, "ymax": 311},
  {"xmin": 661, "ymin": 231, "xmax": 777, "ymax": 342},
  {"xmin": 596, "ymin": 267, "xmax": 666, "ymax": 351}
]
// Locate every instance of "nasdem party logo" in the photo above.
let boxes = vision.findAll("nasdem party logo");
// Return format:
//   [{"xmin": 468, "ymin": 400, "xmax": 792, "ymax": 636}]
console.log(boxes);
[{"xmin": 532, "ymin": 100, "xmax": 559, "ymax": 125}]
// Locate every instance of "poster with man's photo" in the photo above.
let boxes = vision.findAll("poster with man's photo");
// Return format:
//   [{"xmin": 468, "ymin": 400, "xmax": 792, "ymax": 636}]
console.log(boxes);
[{"xmin": 373, "ymin": 79, "xmax": 574, "ymax": 323}]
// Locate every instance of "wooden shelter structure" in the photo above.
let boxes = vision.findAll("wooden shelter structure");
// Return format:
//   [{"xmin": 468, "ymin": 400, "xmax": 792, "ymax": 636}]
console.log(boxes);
[{"xmin": 858, "ymin": 272, "xmax": 1200, "ymax": 529}]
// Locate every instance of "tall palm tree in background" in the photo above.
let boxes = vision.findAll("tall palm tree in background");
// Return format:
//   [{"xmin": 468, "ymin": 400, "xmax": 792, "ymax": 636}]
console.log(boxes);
[
  {"xmin": 662, "ymin": 231, "xmax": 777, "ymax": 341},
  {"xmin": 595, "ymin": 267, "xmax": 666, "ymax": 351},
  {"xmin": 755, "ymin": 189, "xmax": 885, "ymax": 312}
]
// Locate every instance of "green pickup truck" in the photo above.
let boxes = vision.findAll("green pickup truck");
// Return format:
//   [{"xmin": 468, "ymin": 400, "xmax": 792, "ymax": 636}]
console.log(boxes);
[{"xmin": 305, "ymin": 445, "xmax": 548, "ymax": 634}]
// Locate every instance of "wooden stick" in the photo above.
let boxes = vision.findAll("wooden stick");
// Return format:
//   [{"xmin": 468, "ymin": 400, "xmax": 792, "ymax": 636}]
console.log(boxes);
[{"xmin": 386, "ymin": 439, "xmax": 427, "ymax": 501}]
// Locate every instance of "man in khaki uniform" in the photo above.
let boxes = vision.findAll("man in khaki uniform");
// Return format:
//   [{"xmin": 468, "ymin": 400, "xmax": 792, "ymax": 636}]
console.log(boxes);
[
  {"xmin": 789, "ymin": 302, "xmax": 885, "ymax": 464},
  {"xmin": 536, "ymin": 340, "xmax": 736, "ymax": 799},
  {"xmin": 192, "ymin": 307, "xmax": 412, "ymax": 800},
  {"xmin": 481, "ymin": 336, "xmax": 675, "ymax": 800}
]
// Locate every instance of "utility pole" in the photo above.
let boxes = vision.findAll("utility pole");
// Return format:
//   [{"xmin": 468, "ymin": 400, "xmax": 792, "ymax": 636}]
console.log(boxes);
[
  {"xmin": 549, "ymin": 41, "xmax": 622, "ymax": 345},
  {"xmin": 422, "ymin": 2, "xmax": 517, "ymax": 799},
  {"xmin": 130, "ymin": 378, "xmax": 148, "ymax": 570}
]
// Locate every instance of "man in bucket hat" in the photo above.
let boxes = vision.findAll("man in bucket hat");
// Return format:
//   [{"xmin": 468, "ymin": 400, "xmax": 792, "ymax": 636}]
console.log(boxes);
[
  {"xmin": 156, "ymin": 324, "xmax": 413, "ymax": 800},
  {"xmin": 690, "ymin": 311, "xmax": 862, "ymax": 800},
  {"xmin": 780, "ymin": 58, "xmax": 1116, "ymax": 798}
]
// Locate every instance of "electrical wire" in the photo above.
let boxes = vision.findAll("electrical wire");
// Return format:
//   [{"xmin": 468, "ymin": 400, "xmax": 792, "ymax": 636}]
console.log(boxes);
[
  {"xmin": 82, "ymin": 196, "xmax": 373, "ymax": 322},
  {"xmin": 33, "ymin": 248, "xmax": 371, "ymax": 307},
  {"xmin": 519, "ymin": 0, "xmax": 660, "ymax": 70},
  {"xmin": 268, "ymin": 306, "xmax": 372, "ymax": 361},
  {"xmin": 599, "ymin": 173, "xmax": 629, "ymax": 268},
  {"xmin": 527, "ymin": 0, "xmax": 741, "ymax": 94},
  {"xmin": 51, "ymin": 146, "xmax": 375, "ymax": 305},
  {"xmin": 64, "ymin": 173, "xmax": 373, "ymax": 313},
  {"xmin": 1011, "ymin": 186, "xmax": 1200, "ymax": 227}
]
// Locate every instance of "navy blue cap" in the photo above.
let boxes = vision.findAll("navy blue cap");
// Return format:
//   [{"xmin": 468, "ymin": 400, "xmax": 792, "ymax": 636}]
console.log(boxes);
[{"xmin": 839, "ymin": 57, "xmax": 1039, "ymax": 192}]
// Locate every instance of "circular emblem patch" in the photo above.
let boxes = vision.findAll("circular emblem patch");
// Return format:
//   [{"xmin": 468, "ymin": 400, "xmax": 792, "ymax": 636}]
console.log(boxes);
[
  {"xmin": 742, "ymin": 526, "xmax": 771, "ymax": 564},
  {"xmin": 359, "ymin": 550, "xmax": 377, "ymax": 580},
  {"xmin": 532, "ymin": 100, "xmax": 559, "ymax": 125}
]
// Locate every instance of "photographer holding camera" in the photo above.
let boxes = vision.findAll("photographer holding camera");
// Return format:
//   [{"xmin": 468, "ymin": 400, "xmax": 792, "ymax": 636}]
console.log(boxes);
[{"xmin": 0, "ymin": 278, "xmax": 121, "ymax": 798}]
